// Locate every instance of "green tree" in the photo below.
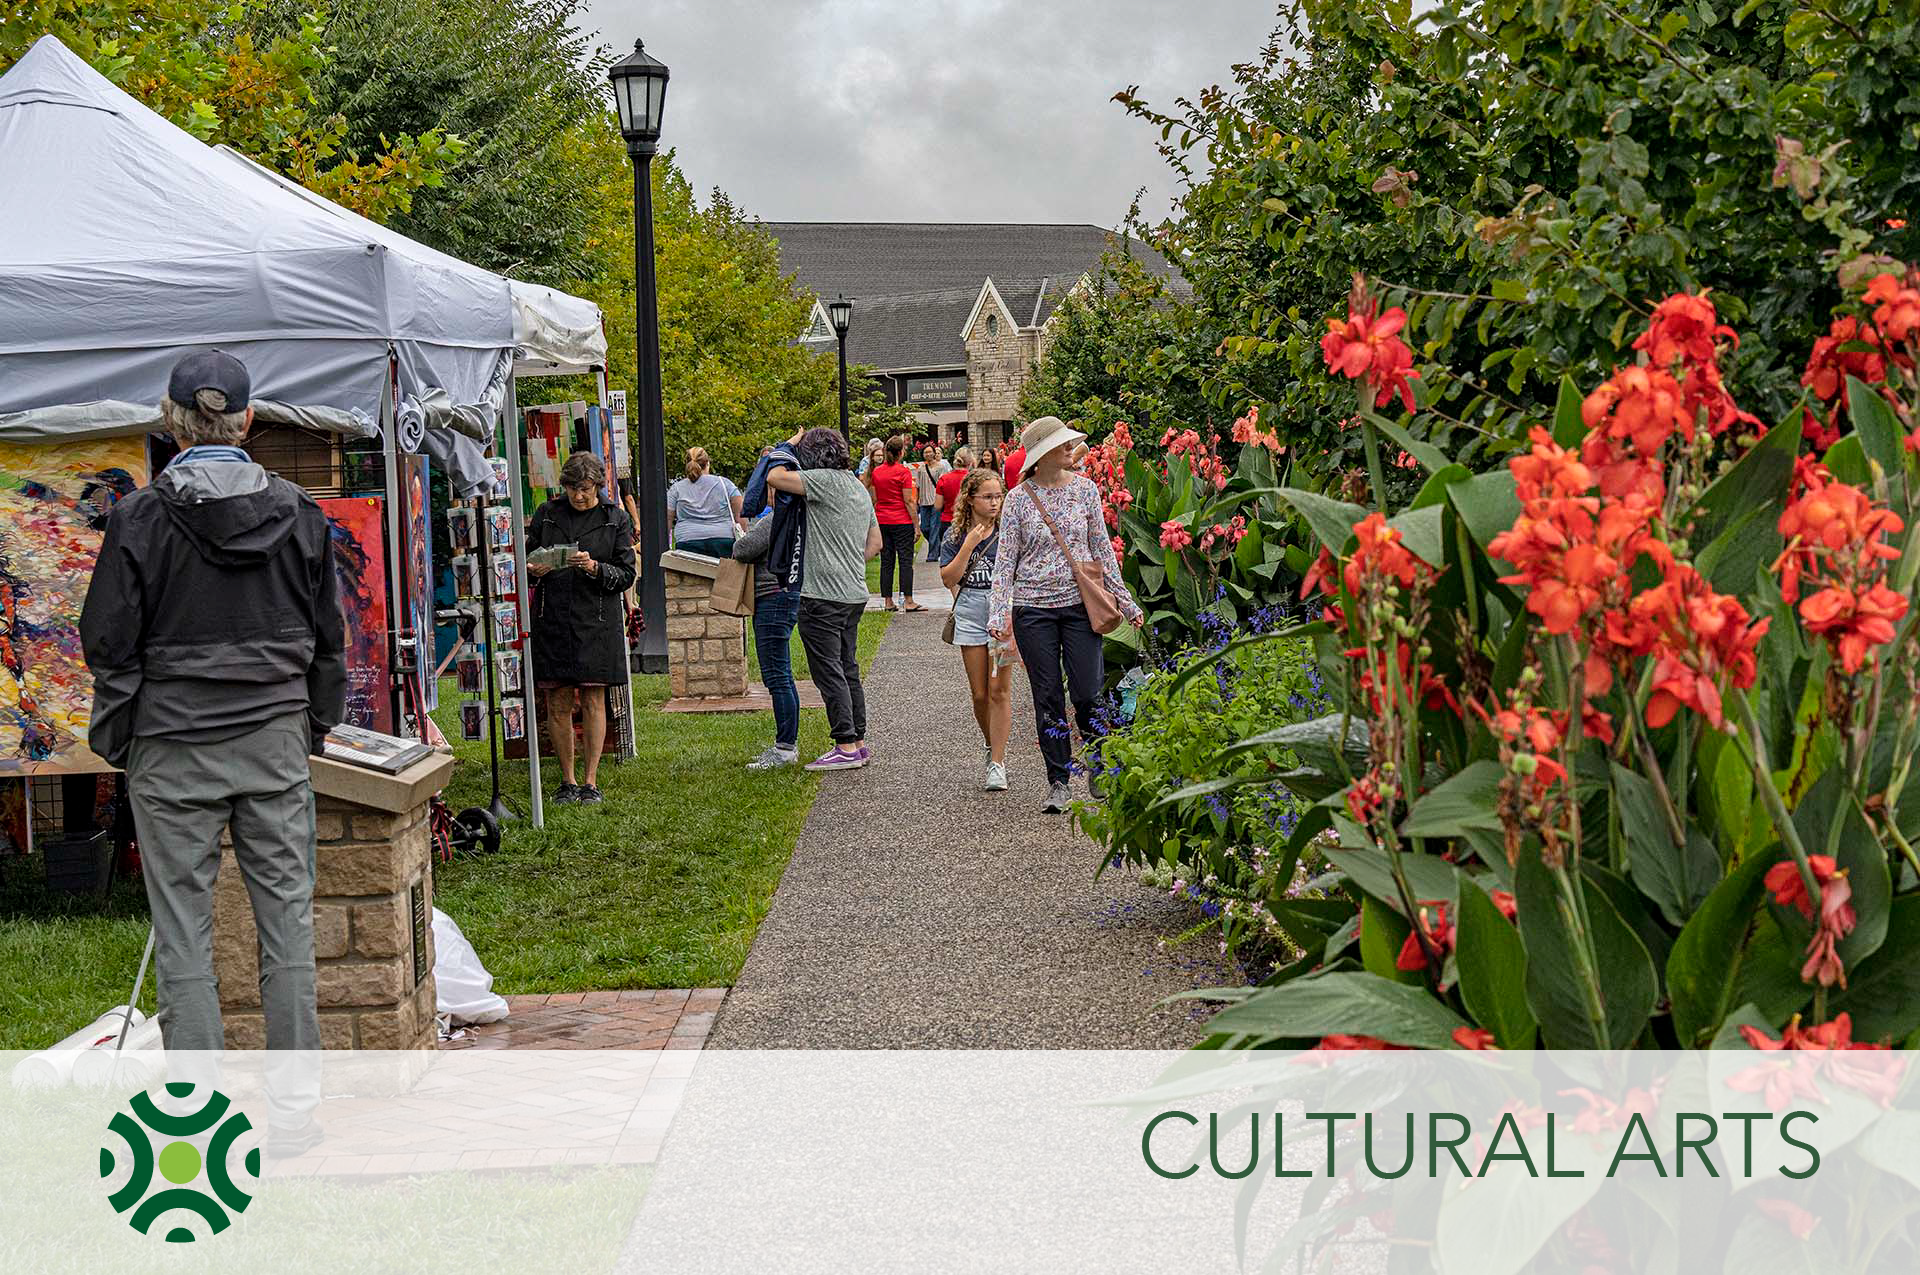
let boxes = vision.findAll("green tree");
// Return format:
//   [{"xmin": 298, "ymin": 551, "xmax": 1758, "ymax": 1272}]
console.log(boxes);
[
  {"xmin": 1, "ymin": 0, "xmax": 462, "ymax": 220},
  {"xmin": 1018, "ymin": 248, "xmax": 1215, "ymax": 440},
  {"xmin": 1085, "ymin": 0, "xmax": 1919, "ymax": 481},
  {"xmin": 250, "ymin": 0, "xmax": 608, "ymax": 285}
]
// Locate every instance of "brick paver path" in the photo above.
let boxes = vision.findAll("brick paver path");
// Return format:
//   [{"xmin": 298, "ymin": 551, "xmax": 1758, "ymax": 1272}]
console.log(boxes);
[{"xmin": 441, "ymin": 988, "xmax": 724, "ymax": 1050}]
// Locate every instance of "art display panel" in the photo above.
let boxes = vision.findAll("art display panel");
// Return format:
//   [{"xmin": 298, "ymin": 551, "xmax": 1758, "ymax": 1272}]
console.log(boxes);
[{"xmin": 0, "ymin": 438, "xmax": 146, "ymax": 775}]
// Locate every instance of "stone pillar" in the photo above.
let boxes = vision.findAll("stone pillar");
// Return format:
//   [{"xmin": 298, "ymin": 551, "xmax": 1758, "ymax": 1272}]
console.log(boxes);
[
  {"xmin": 213, "ymin": 751, "xmax": 455, "ymax": 1050},
  {"xmin": 660, "ymin": 550, "xmax": 749, "ymax": 700}
]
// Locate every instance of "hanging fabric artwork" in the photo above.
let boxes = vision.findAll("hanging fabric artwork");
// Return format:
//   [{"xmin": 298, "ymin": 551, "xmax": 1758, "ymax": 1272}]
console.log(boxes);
[{"xmin": 0, "ymin": 438, "xmax": 146, "ymax": 774}]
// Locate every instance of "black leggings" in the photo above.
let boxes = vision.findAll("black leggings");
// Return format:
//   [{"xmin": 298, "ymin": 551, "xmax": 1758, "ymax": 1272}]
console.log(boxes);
[
  {"xmin": 1012, "ymin": 603, "xmax": 1105, "ymax": 784},
  {"xmin": 879, "ymin": 523, "xmax": 916, "ymax": 598}
]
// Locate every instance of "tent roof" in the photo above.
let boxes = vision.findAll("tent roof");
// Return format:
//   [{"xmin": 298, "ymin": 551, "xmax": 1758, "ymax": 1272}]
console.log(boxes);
[{"xmin": 0, "ymin": 36, "xmax": 604, "ymax": 427}]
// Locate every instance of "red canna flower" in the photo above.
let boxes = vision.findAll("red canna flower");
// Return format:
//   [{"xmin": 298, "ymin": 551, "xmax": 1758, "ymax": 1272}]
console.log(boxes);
[
  {"xmin": 1755, "ymin": 1199, "xmax": 1820, "ymax": 1242},
  {"xmin": 1763, "ymin": 856, "xmax": 1858, "ymax": 989},
  {"xmin": 1452, "ymin": 1026, "xmax": 1497, "ymax": 1050},
  {"xmin": 1864, "ymin": 271, "xmax": 1920, "ymax": 344},
  {"xmin": 1765, "ymin": 854, "xmax": 1840, "ymax": 921},
  {"xmin": 1775, "ymin": 476, "xmax": 1907, "ymax": 673},
  {"xmin": 1489, "ymin": 889, "xmax": 1518, "ymax": 922},
  {"xmin": 1635, "ymin": 291, "xmax": 1737, "ymax": 371},
  {"xmin": 1321, "ymin": 279, "xmax": 1421, "ymax": 414},
  {"xmin": 1314, "ymin": 1034, "xmax": 1406, "ymax": 1050},
  {"xmin": 1158, "ymin": 519, "xmax": 1193, "ymax": 551},
  {"xmin": 1395, "ymin": 900, "xmax": 1454, "ymax": 971}
]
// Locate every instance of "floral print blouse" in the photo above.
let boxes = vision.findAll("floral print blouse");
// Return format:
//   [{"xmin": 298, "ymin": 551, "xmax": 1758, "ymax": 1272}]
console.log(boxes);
[{"xmin": 987, "ymin": 474, "xmax": 1142, "ymax": 633}]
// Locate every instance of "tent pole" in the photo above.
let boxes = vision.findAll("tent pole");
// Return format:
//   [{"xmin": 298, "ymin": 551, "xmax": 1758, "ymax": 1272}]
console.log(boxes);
[
  {"xmin": 505, "ymin": 377, "xmax": 543, "ymax": 830},
  {"xmin": 380, "ymin": 350, "xmax": 408, "ymax": 736}
]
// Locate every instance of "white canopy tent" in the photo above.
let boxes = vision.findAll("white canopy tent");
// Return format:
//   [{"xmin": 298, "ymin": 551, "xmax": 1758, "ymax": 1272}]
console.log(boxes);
[
  {"xmin": 0, "ymin": 34, "xmax": 612, "ymax": 823},
  {"xmin": 0, "ymin": 35, "xmax": 606, "ymax": 493}
]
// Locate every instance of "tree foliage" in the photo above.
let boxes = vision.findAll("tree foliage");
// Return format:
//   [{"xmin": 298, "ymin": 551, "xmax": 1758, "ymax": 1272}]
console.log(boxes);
[
  {"xmin": 1, "ymin": 0, "xmax": 463, "ymax": 220},
  {"xmin": 1037, "ymin": 0, "xmax": 1920, "ymax": 484},
  {"xmin": 251, "ymin": 0, "xmax": 608, "ymax": 285}
]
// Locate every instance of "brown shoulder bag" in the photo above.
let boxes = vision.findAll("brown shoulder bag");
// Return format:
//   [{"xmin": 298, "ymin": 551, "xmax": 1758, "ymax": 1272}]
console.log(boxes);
[{"xmin": 1030, "ymin": 488, "xmax": 1124, "ymax": 635}]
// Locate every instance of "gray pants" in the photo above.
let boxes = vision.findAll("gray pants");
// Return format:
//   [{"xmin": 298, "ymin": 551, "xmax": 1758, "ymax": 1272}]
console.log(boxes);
[{"xmin": 127, "ymin": 712, "xmax": 320, "ymax": 1055}]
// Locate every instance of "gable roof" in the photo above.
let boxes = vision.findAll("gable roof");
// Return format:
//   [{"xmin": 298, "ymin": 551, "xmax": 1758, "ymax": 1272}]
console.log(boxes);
[
  {"xmin": 798, "ymin": 285, "xmax": 981, "ymax": 372},
  {"xmin": 768, "ymin": 222, "xmax": 1181, "ymax": 373}
]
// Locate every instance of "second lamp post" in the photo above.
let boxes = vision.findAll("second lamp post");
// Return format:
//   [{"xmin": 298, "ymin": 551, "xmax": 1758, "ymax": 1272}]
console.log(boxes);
[{"xmin": 829, "ymin": 295, "xmax": 853, "ymax": 440}]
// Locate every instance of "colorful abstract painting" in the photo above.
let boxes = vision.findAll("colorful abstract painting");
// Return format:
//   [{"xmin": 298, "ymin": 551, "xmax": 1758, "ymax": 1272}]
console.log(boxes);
[
  {"xmin": 317, "ymin": 496, "xmax": 394, "ymax": 735},
  {"xmin": 0, "ymin": 438, "xmax": 146, "ymax": 774},
  {"xmin": 400, "ymin": 454, "xmax": 436, "ymax": 717}
]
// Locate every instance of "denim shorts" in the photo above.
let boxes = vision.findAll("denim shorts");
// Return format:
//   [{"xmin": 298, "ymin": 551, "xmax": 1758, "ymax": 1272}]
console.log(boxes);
[{"xmin": 952, "ymin": 588, "xmax": 991, "ymax": 646}]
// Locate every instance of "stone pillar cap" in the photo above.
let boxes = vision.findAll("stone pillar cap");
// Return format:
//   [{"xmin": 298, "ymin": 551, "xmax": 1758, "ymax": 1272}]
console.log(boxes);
[
  {"xmin": 660, "ymin": 549, "xmax": 729, "ymax": 580},
  {"xmin": 311, "ymin": 752, "xmax": 456, "ymax": 813}
]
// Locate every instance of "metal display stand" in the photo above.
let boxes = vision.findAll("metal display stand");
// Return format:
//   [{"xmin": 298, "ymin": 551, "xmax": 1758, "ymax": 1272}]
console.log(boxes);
[{"xmin": 501, "ymin": 377, "xmax": 545, "ymax": 829}]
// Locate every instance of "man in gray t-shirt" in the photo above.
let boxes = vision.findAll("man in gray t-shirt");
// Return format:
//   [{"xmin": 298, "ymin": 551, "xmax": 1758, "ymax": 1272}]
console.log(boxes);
[
  {"xmin": 766, "ymin": 429, "xmax": 881, "ymax": 768},
  {"xmin": 797, "ymin": 468, "xmax": 879, "ymax": 605}
]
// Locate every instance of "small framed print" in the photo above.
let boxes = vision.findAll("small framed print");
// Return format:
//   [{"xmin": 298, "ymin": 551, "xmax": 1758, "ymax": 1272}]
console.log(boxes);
[
  {"xmin": 447, "ymin": 506, "xmax": 477, "ymax": 552},
  {"xmin": 491, "ymin": 554, "xmax": 517, "ymax": 599},
  {"xmin": 458, "ymin": 700, "xmax": 486, "ymax": 741},
  {"xmin": 496, "ymin": 650, "xmax": 523, "ymax": 694},
  {"xmin": 501, "ymin": 701, "xmax": 526, "ymax": 741},
  {"xmin": 455, "ymin": 654, "xmax": 484, "ymax": 695},
  {"xmin": 486, "ymin": 506, "xmax": 515, "ymax": 550},
  {"xmin": 452, "ymin": 554, "xmax": 479, "ymax": 599},
  {"xmin": 492, "ymin": 603, "xmax": 520, "ymax": 646},
  {"xmin": 488, "ymin": 456, "xmax": 510, "ymax": 492}
]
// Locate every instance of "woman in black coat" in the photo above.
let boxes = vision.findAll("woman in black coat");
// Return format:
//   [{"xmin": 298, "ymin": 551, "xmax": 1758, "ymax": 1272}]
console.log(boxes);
[{"xmin": 525, "ymin": 451, "xmax": 637, "ymax": 805}]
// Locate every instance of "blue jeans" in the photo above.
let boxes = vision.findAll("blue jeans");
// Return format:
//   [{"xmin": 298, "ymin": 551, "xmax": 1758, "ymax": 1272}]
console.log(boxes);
[
  {"xmin": 753, "ymin": 589, "xmax": 801, "ymax": 749},
  {"xmin": 921, "ymin": 507, "xmax": 944, "ymax": 561}
]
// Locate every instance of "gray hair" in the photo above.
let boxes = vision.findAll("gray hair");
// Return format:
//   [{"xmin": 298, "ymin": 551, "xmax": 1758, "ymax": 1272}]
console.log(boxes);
[
  {"xmin": 953, "ymin": 446, "xmax": 976, "ymax": 468},
  {"xmin": 559, "ymin": 450, "xmax": 605, "ymax": 490},
  {"xmin": 161, "ymin": 390, "xmax": 249, "ymax": 446},
  {"xmin": 796, "ymin": 427, "xmax": 850, "ymax": 472}
]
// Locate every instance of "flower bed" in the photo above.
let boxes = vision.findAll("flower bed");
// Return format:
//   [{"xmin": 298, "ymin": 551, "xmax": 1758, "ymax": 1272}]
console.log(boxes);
[{"xmin": 1096, "ymin": 267, "xmax": 1920, "ymax": 1052}]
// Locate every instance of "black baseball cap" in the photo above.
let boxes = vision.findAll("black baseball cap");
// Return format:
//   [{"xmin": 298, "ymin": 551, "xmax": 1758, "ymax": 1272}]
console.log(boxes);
[{"xmin": 167, "ymin": 349, "xmax": 251, "ymax": 412}]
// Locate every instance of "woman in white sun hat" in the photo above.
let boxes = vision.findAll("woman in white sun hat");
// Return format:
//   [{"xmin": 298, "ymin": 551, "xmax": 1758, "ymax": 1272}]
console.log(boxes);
[{"xmin": 986, "ymin": 416, "xmax": 1142, "ymax": 813}]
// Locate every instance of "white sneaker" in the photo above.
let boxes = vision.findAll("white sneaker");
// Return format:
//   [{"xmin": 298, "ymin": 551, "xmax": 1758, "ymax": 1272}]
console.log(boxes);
[
  {"xmin": 747, "ymin": 745, "xmax": 799, "ymax": 771},
  {"xmin": 1043, "ymin": 781, "xmax": 1072, "ymax": 813},
  {"xmin": 983, "ymin": 761, "xmax": 1008, "ymax": 791}
]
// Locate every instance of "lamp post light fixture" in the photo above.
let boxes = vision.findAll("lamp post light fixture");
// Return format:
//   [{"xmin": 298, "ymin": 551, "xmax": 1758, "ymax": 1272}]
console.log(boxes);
[
  {"xmin": 608, "ymin": 37, "xmax": 671, "ymax": 673},
  {"xmin": 828, "ymin": 294, "xmax": 853, "ymax": 441}
]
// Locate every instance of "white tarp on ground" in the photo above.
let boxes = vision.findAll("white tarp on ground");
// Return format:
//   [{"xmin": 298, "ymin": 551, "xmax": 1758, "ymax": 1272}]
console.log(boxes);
[{"xmin": 0, "ymin": 36, "xmax": 604, "ymax": 489}]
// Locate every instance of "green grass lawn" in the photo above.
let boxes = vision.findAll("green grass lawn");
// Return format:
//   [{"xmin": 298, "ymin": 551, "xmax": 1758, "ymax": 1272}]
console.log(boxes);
[
  {"xmin": 0, "ymin": 611, "xmax": 889, "ymax": 1048},
  {"xmin": 426, "ymin": 610, "xmax": 890, "ymax": 994}
]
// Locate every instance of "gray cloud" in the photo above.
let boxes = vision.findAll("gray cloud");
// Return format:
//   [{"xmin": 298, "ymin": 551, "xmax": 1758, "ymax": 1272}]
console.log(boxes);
[{"xmin": 582, "ymin": 0, "xmax": 1280, "ymax": 226}]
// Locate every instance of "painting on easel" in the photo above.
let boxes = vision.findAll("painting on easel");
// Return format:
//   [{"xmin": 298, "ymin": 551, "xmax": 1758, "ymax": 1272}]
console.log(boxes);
[
  {"xmin": 316, "ymin": 495, "xmax": 394, "ymax": 735},
  {"xmin": 0, "ymin": 438, "xmax": 146, "ymax": 775}
]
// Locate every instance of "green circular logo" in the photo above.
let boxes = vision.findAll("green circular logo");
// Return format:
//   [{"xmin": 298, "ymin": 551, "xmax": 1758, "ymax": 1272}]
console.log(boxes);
[{"xmin": 100, "ymin": 1082, "xmax": 256, "ymax": 1242}]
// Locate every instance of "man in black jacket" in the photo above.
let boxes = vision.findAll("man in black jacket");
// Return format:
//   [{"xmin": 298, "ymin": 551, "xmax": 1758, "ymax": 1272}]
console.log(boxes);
[{"xmin": 80, "ymin": 350, "xmax": 344, "ymax": 1152}]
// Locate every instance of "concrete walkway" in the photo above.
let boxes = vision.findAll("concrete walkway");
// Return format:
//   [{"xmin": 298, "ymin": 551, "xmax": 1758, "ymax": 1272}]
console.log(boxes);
[{"xmin": 710, "ymin": 611, "xmax": 1226, "ymax": 1048}]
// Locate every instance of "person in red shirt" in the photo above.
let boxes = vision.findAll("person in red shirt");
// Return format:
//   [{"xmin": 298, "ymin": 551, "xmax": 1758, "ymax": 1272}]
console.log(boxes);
[
  {"xmin": 869, "ymin": 436, "xmax": 924, "ymax": 611},
  {"xmin": 934, "ymin": 447, "xmax": 971, "ymax": 563},
  {"xmin": 1003, "ymin": 443, "xmax": 1027, "ymax": 490}
]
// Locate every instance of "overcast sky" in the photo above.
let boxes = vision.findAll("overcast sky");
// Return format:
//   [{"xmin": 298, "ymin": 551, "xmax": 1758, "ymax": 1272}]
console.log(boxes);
[{"xmin": 580, "ymin": 0, "xmax": 1282, "ymax": 226}]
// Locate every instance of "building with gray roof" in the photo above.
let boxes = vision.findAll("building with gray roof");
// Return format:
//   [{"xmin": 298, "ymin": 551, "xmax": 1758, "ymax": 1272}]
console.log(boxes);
[{"xmin": 764, "ymin": 222, "xmax": 1179, "ymax": 448}]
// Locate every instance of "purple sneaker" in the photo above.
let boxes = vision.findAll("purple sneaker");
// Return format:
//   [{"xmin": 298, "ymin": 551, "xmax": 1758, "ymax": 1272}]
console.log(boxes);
[
  {"xmin": 805, "ymin": 745, "xmax": 865, "ymax": 771},
  {"xmin": 854, "ymin": 745, "xmax": 872, "ymax": 764}
]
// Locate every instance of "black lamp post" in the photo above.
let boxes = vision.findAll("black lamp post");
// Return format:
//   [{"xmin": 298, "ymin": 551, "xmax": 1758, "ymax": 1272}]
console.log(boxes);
[
  {"xmin": 608, "ymin": 38, "xmax": 671, "ymax": 673},
  {"xmin": 828, "ymin": 295, "xmax": 853, "ymax": 441}
]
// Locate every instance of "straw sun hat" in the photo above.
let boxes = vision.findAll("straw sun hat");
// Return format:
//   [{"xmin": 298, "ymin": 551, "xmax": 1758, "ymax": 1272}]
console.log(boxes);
[{"xmin": 1017, "ymin": 416, "xmax": 1086, "ymax": 476}]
